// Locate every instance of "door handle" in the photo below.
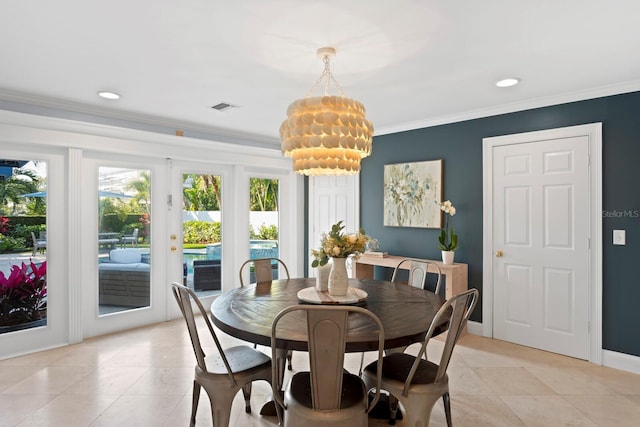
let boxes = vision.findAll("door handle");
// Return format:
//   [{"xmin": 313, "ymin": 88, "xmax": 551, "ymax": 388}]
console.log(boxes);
[{"xmin": 495, "ymin": 250, "xmax": 503, "ymax": 258}]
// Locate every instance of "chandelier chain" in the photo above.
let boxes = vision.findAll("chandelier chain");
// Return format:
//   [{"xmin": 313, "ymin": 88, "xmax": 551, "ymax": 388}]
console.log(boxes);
[{"xmin": 306, "ymin": 54, "xmax": 345, "ymax": 98}]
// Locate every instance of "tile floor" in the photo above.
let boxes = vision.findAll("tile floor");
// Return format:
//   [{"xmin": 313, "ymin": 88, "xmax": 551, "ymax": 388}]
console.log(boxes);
[{"xmin": 1, "ymin": 318, "xmax": 640, "ymax": 426}]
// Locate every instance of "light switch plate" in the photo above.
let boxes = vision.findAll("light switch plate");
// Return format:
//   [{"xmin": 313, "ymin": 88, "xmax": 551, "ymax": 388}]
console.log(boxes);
[{"xmin": 613, "ymin": 229, "xmax": 626, "ymax": 245}]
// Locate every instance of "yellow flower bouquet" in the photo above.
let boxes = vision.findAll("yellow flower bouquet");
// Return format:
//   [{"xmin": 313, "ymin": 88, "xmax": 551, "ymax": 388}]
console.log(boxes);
[{"xmin": 311, "ymin": 221, "xmax": 373, "ymax": 267}]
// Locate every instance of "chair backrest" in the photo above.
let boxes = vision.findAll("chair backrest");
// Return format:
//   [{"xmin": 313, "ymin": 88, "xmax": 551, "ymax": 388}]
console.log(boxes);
[
  {"xmin": 132, "ymin": 228, "xmax": 139, "ymax": 238},
  {"xmin": 31, "ymin": 231, "xmax": 37, "ymax": 244},
  {"xmin": 403, "ymin": 288, "xmax": 478, "ymax": 395},
  {"xmin": 238, "ymin": 257, "xmax": 290, "ymax": 286},
  {"xmin": 170, "ymin": 282, "xmax": 237, "ymax": 386},
  {"xmin": 391, "ymin": 258, "xmax": 443, "ymax": 294},
  {"xmin": 271, "ymin": 305, "xmax": 385, "ymax": 412}
]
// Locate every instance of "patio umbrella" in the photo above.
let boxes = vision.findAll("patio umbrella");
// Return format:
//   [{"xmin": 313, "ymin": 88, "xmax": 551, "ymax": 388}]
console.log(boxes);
[{"xmin": 20, "ymin": 190, "xmax": 133, "ymax": 198}]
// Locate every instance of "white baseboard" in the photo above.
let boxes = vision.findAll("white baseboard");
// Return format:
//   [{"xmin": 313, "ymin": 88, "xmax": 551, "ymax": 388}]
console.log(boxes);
[
  {"xmin": 602, "ymin": 349, "xmax": 640, "ymax": 375},
  {"xmin": 467, "ymin": 320, "xmax": 483, "ymax": 335}
]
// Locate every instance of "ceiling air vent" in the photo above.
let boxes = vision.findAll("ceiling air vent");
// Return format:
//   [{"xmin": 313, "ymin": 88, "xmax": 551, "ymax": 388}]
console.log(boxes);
[{"xmin": 211, "ymin": 102, "xmax": 238, "ymax": 112}]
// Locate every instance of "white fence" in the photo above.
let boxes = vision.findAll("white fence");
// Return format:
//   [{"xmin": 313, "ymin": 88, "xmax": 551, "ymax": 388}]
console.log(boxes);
[{"xmin": 182, "ymin": 211, "xmax": 279, "ymax": 232}]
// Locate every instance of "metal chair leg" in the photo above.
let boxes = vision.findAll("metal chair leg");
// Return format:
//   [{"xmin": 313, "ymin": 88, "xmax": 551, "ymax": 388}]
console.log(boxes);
[
  {"xmin": 190, "ymin": 380, "xmax": 201, "ymax": 426},
  {"xmin": 242, "ymin": 382, "xmax": 252, "ymax": 413},
  {"xmin": 443, "ymin": 392, "xmax": 452, "ymax": 427},
  {"xmin": 388, "ymin": 394, "xmax": 399, "ymax": 425}
]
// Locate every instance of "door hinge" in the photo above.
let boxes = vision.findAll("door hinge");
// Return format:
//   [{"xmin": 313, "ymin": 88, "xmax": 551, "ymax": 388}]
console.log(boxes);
[{"xmin": 167, "ymin": 194, "xmax": 173, "ymax": 208}]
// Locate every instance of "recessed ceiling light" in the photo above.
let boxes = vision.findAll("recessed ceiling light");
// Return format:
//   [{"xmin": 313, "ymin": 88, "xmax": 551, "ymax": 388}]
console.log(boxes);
[
  {"xmin": 496, "ymin": 78, "xmax": 520, "ymax": 88},
  {"xmin": 98, "ymin": 91, "xmax": 121, "ymax": 100}
]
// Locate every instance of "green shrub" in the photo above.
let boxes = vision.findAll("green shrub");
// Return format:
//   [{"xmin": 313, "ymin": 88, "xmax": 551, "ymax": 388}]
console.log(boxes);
[
  {"xmin": 2, "ymin": 216, "xmax": 45, "ymax": 228},
  {"xmin": 0, "ymin": 235, "xmax": 26, "ymax": 253},
  {"xmin": 183, "ymin": 221, "xmax": 221, "ymax": 244},
  {"xmin": 251, "ymin": 223, "xmax": 279, "ymax": 240},
  {"xmin": 10, "ymin": 224, "xmax": 46, "ymax": 245},
  {"xmin": 101, "ymin": 213, "xmax": 141, "ymax": 233},
  {"xmin": 121, "ymin": 223, "xmax": 141, "ymax": 235}
]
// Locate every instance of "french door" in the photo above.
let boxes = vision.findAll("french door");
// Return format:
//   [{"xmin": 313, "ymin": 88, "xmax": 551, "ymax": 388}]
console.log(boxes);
[
  {"xmin": 167, "ymin": 161, "xmax": 301, "ymax": 319},
  {"xmin": 168, "ymin": 160, "xmax": 232, "ymax": 313},
  {"xmin": 0, "ymin": 147, "xmax": 68, "ymax": 359},
  {"xmin": 81, "ymin": 154, "xmax": 169, "ymax": 338},
  {"xmin": 0, "ymin": 109, "xmax": 304, "ymax": 357}
]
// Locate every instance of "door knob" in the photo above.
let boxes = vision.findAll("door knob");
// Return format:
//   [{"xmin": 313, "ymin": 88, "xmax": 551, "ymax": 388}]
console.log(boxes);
[
  {"xmin": 495, "ymin": 250, "xmax": 503, "ymax": 258},
  {"xmin": 170, "ymin": 234, "xmax": 177, "ymax": 240},
  {"xmin": 171, "ymin": 246, "xmax": 177, "ymax": 252}
]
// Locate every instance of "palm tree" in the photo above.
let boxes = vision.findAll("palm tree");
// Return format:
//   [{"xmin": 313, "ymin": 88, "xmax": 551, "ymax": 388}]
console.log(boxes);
[
  {"xmin": 125, "ymin": 171, "xmax": 151, "ymax": 212},
  {"xmin": 0, "ymin": 168, "xmax": 41, "ymax": 215},
  {"xmin": 182, "ymin": 174, "xmax": 220, "ymax": 211},
  {"xmin": 250, "ymin": 178, "xmax": 278, "ymax": 211}
]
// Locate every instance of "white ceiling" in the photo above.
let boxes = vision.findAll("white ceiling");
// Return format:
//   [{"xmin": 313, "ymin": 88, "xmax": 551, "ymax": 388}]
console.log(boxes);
[{"xmin": 2, "ymin": 1, "xmax": 640, "ymax": 149}]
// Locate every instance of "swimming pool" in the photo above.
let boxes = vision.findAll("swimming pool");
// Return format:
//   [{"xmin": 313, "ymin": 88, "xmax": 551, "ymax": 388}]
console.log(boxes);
[
  {"xmin": 183, "ymin": 249, "xmax": 208, "ymax": 275},
  {"xmin": 183, "ymin": 240, "xmax": 279, "ymax": 275}
]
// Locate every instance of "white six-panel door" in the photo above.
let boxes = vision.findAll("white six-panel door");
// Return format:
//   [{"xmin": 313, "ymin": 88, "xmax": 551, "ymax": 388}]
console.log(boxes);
[
  {"xmin": 308, "ymin": 175, "xmax": 359, "ymax": 276},
  {"xmin": 492, "ymin": 135, "xmax": 590, "ymax": 359}
]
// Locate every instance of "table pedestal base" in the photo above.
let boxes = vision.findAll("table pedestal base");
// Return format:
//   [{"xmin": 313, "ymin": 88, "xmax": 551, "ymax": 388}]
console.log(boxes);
[{"xmin": 260, "ymin": 348, "xmax": 287, "ymax": 418}]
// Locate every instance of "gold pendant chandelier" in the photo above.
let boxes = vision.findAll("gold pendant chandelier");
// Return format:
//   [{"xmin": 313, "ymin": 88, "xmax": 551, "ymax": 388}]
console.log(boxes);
[{"xmin": 280, "ymin": 47, "xmax": 374, "ymax": 175}]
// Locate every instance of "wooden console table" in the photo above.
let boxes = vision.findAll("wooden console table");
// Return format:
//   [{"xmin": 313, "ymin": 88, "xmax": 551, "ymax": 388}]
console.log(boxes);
[{"xmin": 353, "ymin": 255, "xmax": 468, "ymax": 299}]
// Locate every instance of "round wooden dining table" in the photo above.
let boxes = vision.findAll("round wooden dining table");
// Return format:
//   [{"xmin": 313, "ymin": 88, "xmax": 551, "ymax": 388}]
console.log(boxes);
[{"xmin": 210, "ymin": 277, "xmax": 446, "ymax": 353}]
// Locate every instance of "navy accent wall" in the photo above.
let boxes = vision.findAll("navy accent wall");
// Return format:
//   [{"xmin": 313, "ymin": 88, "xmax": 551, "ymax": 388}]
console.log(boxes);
[{"xmin": 360, "ymin": 91, "xmax": 640, "ymax": 358}]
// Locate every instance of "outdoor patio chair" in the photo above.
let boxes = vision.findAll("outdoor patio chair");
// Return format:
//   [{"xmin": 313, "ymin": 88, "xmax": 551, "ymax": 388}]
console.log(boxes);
[
  {"xmin": 120, "ymin": 228, "xmax": 139, "ymax": 248},
  {"xmin": 31, "ymin": 231, "xmax": 46, "ymax": 256}
]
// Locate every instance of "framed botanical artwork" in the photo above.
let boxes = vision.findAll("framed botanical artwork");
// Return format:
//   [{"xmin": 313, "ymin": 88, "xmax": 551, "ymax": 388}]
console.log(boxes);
[{"xmin": 383, "ymin": 159, "xmax": 443, "ymax": 228}]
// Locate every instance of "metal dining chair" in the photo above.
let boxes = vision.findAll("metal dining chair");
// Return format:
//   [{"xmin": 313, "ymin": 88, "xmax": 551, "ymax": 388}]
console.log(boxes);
[
  {"xmin": 171, "ymin": 282, "xmax": 276, "ymax": 427},
  {"xmin": 238, "ymin": 257, "xmax": 290, "ymax": 286},
  {"xmin": 358, "ymin": 258, "xmax": 445, "ymax": 376},
  {"xmin": 361, "ymin": 288, "xmax": 478, "ymax": 426},
  {"xmin": 271, "ymin": 304, "xmax": 385, "ymax": 427},
  {"xmin": 239, "ymin": 257, "xmax": 294, "ymax": 370},
  {"xmin": 391, "ymin": 258, "xmax": 443, "ymax": 294}
]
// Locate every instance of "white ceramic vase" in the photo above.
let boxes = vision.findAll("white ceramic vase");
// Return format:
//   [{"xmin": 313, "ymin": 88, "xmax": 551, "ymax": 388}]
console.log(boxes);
[
  {"xmin": 442, "ymin": 250, "xmax": 455, "ymax": 265},
  {"xmin": 315, "ymin": 259, "xmax": 332, "ymax": 292},
  {"xmin": 328, "ymin": 257, "xmax": 349, "ymax": 296}
]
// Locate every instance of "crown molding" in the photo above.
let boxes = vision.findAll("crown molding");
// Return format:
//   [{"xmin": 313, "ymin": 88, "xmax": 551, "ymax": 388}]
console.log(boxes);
[
  {"xmin": 3, "ymin": 79, "xmax": 640, "ymax": 144},
  {"xmin": 375, "ymin": 79, "xmax": 640, "ymax": 136},
  {"xmin": 0, "ymin": 88, "xmax": 281, "ymax": 149}
]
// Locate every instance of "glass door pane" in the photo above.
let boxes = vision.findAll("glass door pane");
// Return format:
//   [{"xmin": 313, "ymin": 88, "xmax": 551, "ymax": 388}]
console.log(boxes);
[
  {"xmin": 98, "ymin": 167, "xmax": 151, "ymax": 315},
  {"xmin": 182, "ymin": 173, "xmax": 222, "ymax": 297},
  {"xmin": 0, "ymin": 160, "xmax": 48, "ymax": 333},
  {"xmin": 248, "ymin": 177, "xmax": 280, "ymax": 282}
]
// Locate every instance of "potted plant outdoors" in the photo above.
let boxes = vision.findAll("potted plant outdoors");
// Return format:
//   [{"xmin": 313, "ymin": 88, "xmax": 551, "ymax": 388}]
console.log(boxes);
[
  {"xmin": 437, "ymin": 200, "xmax": 458, "ymax": 264},
  {"xmin": 0, "ymin": 260, "xmax": 47, "ymax": 332},
  {"xmin": 311, "ymin": 221, "xmax": 373, "ymax": 295}
]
